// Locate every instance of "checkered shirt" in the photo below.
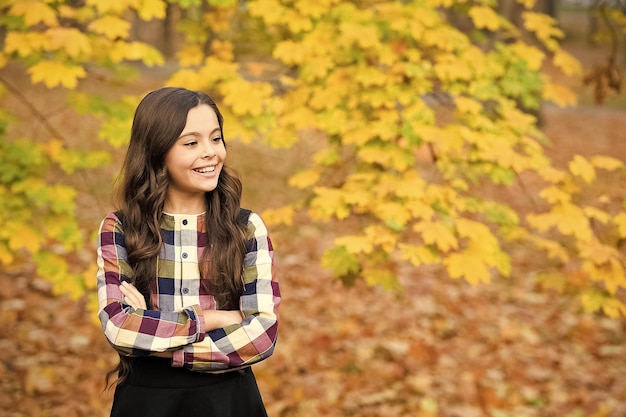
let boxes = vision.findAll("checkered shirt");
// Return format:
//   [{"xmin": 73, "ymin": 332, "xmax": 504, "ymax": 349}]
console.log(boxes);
[{"xmin": 96, "ymin": 211, "xmax": 280, "ymax": 372}]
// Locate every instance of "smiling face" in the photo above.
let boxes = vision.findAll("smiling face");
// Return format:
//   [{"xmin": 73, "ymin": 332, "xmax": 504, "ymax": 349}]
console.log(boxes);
[{"xmin": 164, "ymin": 104, "xmax": 226, "ymax": 214}]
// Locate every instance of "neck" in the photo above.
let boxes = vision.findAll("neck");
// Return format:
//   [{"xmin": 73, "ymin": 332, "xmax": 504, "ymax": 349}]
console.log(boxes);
[{"xmin": 164, "ymin": 194, "xmax": 206, "ymax": 214}]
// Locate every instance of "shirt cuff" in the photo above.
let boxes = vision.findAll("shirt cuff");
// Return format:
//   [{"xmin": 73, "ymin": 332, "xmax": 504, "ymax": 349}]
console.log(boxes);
[
  {"xmin": 172, "ymin": 349, "xmax": 184, "ymax": 367},
  {"xmin": 187, "ymin": 304, "xmax": 206, "ymax": 343}
]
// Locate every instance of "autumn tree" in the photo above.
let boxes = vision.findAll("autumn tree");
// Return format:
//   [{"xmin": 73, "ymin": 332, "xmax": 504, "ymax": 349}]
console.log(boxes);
[{"xmin": 1, "ymin": 0, "xmax": 625, "ymax": 317}]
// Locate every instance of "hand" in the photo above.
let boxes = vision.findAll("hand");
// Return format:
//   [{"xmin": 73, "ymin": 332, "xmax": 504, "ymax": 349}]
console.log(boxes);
[{"xmin": 119, "ymin": 281, "xmax": 147, "ymax": 310}]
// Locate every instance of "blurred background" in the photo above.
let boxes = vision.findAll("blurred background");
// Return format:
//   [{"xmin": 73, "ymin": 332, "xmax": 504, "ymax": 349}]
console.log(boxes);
[{"xmin": 1, "ymin": 1, "xmax": 625, "ymax": 416}]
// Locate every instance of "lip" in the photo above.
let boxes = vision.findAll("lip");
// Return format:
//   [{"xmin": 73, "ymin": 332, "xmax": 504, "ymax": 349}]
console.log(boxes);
[{"xmin": 192, "ymin": 165, "xmax": 218, "ymax": 174}]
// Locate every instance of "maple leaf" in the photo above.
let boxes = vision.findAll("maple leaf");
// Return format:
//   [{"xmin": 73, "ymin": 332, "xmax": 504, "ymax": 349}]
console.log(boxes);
[
  {"xmin": 445, "ymin": 252, "xmax": 491, "ymax": 284},
  {"xmin": 591, "ymin": 155, "xmax": 624, "ymax": 171},
  {"xmin": 509, "ymin": 42, "xmax": 545, "ymax": 71},
  {"xmin": 4, "ymin": 32, "xmax": 49, "ymax": 57},
  {"xmin": 553, "ymin": 50, "xmax": 582, "ymax": 76},
  {"xmin": 136, "ymin": 0, "xmax": 167, "ymax": 20},
  {"xmin": 8, "ymin": 223, "xmax": 41, "ymax": 253},
  {"xmin": 289, "ymin": 169, "xmax": 320, "ymax": 189},
  {"xmin": 260, "ymin": 206, "xmax": 295, "ymax": 226},
  {"xmin": 542, "ymin": 82, "xmax": 577, "ymax": 107},
  {"xmin": 539, "ymin": 186, "xmax": 572, "ymax": 204},
  {"xmin": 335, "ymin": 235, "xmax": 373, "ymax": 254},
  {"xmin": 523, "ymin": 12, "xmax": 563, "ymax": 44},
  {"xmin": 568, "ymin": 154, "xmax": 596, "ymax": 184},
  {"xmin": 469, "ymin": 6, "xmax": 501, "ymax": 31},
  {"xmin": 0, "ymin": 242, "xmax": 14, "ymax": 265},
  {"xmin": 46, "ymin": 28, "xmax": 92, "ymax": 58},
  {"xmin": 399, "ymin": 243, "xmax": 440, "ymax": 266},
  {"xmin": 28, "ymin": 61, "xmax": 86, "ymax": 88},
  {"xmin": 414, "ymin": 221, "xmax": 458, "ymax": 252},
  {"xmin": 10, "ymin": 0, "xmax": 58, "ymax": 26},
  {"xmin": 363, "ymin": 268, "xmax": 400, "ymax": 291},
  {"xmin": 614, "ymin": 212, "xmax": 626, "ymax": 238},
  {"xmin": 88, "ymin": 16, "xmax": 131, "ymax": 40}
]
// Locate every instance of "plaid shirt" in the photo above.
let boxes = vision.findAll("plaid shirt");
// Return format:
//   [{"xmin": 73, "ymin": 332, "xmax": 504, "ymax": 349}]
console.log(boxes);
[{"xmin": 96, "ymin": 211, "xmax": 280, "ymax": 373}]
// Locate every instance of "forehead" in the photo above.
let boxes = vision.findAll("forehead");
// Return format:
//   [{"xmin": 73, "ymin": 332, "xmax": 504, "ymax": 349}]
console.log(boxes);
[{"xmin": 181, "ymin": 104, "xmax": 219, "ymax": 133}]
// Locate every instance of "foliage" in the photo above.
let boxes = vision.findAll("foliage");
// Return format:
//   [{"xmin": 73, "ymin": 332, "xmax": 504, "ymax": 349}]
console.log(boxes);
[{"xmin": 1, "ymin": 0, "xmax": 626, "ymax": 318}]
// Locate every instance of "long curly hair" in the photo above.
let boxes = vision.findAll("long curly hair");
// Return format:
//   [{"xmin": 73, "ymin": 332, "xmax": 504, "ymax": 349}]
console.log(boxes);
[{"xmin": 107, "ymin": 87, "xmax": 247, "ymax": 386}]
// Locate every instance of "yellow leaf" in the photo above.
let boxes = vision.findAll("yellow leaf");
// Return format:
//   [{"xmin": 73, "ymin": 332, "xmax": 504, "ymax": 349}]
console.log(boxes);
[
  {"xmin": 591, "ymin": 155, "xmax": 624, "ymax": 171},
  {"xmin": 614, "ymin": 212, "xmax": 626, "ymax": 238},
  {"xmin": 46, "ymin": 28, "xmax": 92, "ymax": 57},
  {"xmin": 516, "ymin": 0, "xmax": 537, "ymax": 8},
  {"xmin": 177, "ymin": 44, "xmax": 204, "ymax": 67},
  {"xmin": 569, "ymin": 154, "xmax": 596, "ymax": 184},
  {"xmin": 211, "ymin": 40, "xmax": 234, "ymax": 62},
  {"xmin": 88, "ymin": 16, "xmax": 131, "ymax": 40},
  {"xmin": 273, "ymin": 40, "xmax": 307, "ymax": 65},
  {"xmin": 509, "ymin": 42, "xmax": 545, "ymax": 71},
  {"xmin": 523, "ymin": 12, "xmax": 563, "ymax": 43},
  {"xmin": 310, "ymin": 187, "xmax": 349, "ymax": 220},
  {"xmin": 539, "ymin": 186, "xmax": 571, "ymax": 204},
  {"xmin": 4, "ymin": 32, "xmax": 49, "ymax": 57},
  {"xmin": 580, "ymin": 240, "xmax": 619, "ymax": 265},
  {"xmin": 399, "ymin": 243, "xmax": 440, "ymax": 266},
  {"xmin": 28, "ymin": 61, "xmax": 86, "ymax": 88},
  {"xmin": 583, "ymin": 206, "xmax": 610, "ymax": 224},
  {"xmin": 8, "ymin": 224, "xmax": 41, "ymax": 253},
  {"xmin": 414, "ymin": 221, "xmax": 458, "ymax": 252},
  {"xmin": 365, "ymin": 225, "xmax": 397, "ymax": 253},
  {"xmin": 0, "ymin": 243, "xmax": 14, "ymax": 265},
  {"xmin": 374, "ymin": 202, "xmax": 412, "ymax": 227},
  {"xmin": 86, "ymin": 0, "xmax": 140, "ymax": 14},
  {"xmin": 166, "ymin": 69, "xmax": 207, "ymax": 90},
  {"xmin": 136, "ymin": 0, "xmax": 167, "ymax": 20},
  {"xmin": 530, "ymin": 236, "xmax": 569, "ymax": 262},
  {"xmin": 260, "ymin": 206, "xmax": 294, "ymax": 226},
  {"xmin": 10, "ymin": 1, "xmax": 58, "ymax": 26},
  {"xmin": 339, "ymin": 22, "xmax": 380, "ymax": 49},
  {"xmin": 455, "ymin": 96, "xmax": 482, "ymax": 115},
  {"xmin": 221, "ymin": 79, "xmax": 273, "ymax": 117},
  {"xmin": 335, "ymin": 235, "xmax": 373, "ymax": 254},
  {"xmin": 542, "ymin": 82, "xmax": 577, "ymax": 107},
  {"xmin": 553, "ymin": 50, "xmax": 582, "ymax": 76},
  {"xmin": 445, "ymin": 252, "xmax": 491, "ymax": 284},
  {"xmin": 408, "ymin": 202, "xmax": 435, "ymax": 221},
  {"xmin": 435, "ymin": 56, "xmax": 472, "ymax": 81},
  {"xmin": 363, "ymin": 268, "xmax": 400, "ymax": 290},
  {"xmin": 288, "ymin": 169, "xmax": 320, "ymax": 189},
  {"xmin": 582, "ymin": 258, "xmax": 625, "ymax": 294},
  {"xmin": 468, "ymin": 6, "xmax": 501, "ymax": 31},
  {"xmin": 601, "ymin": 298, "xmax": 626, "ymax": 319}
]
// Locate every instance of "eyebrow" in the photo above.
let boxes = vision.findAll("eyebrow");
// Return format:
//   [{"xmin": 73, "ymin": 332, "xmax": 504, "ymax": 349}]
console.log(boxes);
[{"xmin": 177, "ymin": 127, "xmax": 221, "ymax": 140}]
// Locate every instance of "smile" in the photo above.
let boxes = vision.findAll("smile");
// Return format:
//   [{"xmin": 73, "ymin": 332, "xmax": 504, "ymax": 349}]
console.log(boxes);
[{"xmin": 193, "ymin": 166, "xmax": 216, "ymax": 173}]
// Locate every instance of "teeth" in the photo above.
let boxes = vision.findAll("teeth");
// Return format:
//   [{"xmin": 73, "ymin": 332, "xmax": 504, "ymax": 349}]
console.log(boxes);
[{"xmin": 195, "ymin": 166, "xmax": 215, "ymax": 173}]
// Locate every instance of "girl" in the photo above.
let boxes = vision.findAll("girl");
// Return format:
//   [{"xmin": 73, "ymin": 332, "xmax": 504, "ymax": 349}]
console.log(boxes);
[{"xmin": 96, "ymin": 87, "xmax": 280, "ymax": 417}]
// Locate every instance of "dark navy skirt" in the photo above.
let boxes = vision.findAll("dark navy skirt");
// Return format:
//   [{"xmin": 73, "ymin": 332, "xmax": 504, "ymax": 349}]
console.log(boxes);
[{"xmin": 110, "ymin": 357, "xmax": 268, "ymax": 417}]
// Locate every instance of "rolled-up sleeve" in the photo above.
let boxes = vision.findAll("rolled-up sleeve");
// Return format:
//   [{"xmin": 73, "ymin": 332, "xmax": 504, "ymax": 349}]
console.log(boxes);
[
  {"xmin": 172, "ymin": 212, "xmax": 280, "ymax": 371},
  {"xmin": 96, "ymin": 213, "xmax": 206, "ymax": 356}
]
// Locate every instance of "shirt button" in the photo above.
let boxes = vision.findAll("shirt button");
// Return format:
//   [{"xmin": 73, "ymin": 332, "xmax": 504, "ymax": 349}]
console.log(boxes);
[
  {"xmin": 182, "ymin": 288, "xmax": 189, "ymax": 294},
  {"xmin": 181, "ymin": 252, "xmax": 188, "ymax": 259},
  {"xmin": 182, "ymin": 219, "xmax": 188, "ymax": 225}
]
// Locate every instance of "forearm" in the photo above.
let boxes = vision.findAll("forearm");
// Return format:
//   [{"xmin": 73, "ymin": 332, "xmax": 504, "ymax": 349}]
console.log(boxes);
[{"xmin": 202, "ymin": 310, "xmax": 243, "ymax": 330}]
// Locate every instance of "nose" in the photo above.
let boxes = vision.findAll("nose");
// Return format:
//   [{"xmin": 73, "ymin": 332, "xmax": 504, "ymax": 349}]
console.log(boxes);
[{"xmin": 202, "ymin": 142, "xmax": 216, "ymax": 159}]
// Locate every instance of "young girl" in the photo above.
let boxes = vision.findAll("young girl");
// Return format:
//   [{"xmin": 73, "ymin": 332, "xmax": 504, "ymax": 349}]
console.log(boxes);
[{"xmin": 96, "ymin": 87, "xmax": 280, "ymax": 417}]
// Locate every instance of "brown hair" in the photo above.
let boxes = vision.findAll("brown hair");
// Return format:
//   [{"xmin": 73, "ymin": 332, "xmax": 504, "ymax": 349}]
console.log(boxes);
[{"xmin": 107, "ymin": 87, "xmax": 247, "ymax": 387}]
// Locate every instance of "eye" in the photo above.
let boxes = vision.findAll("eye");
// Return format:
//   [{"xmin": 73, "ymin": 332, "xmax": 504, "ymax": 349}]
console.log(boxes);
[
  {"xmin": 184, "ymin": 140, "xmax": 197, "ymax": 146},
  {"xmin": 212, "ymin": 136, "xmax": 223, "ymax": 143}
]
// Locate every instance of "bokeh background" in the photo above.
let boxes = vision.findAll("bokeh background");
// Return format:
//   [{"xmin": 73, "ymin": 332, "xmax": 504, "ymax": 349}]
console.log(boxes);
[{"xmin": 1, "ymin": 1, "xmax": 626, "ymax": 416}]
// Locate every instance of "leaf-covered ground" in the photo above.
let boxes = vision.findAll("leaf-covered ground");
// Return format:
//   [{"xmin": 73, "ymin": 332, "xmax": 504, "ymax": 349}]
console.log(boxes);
[{"xmin": 2, "ymin": 12, "xmax": 626, "ymax": 417}]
